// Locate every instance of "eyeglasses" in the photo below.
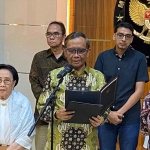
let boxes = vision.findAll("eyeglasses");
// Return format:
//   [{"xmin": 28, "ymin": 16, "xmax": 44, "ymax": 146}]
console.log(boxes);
[
  {"xmin": 0, "ymin": 78, "xmax": 12, "ymax": 85},
  {"xmin": 66, "ymin": 48, "xmax": 88, "ymax": 55},
  {"xmin": 45, "ymin": 32, "xmax": 62, "ymax": 38},
  {"xmin": 116, "ymin": 33, "xmax": 133, "ymax": 40}
]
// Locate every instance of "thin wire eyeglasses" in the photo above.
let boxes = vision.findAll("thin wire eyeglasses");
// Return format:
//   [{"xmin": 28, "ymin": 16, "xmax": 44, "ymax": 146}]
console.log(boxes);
[{"xmin": 0, "ymin": 78, "xmax": 12, "ymax": 85}]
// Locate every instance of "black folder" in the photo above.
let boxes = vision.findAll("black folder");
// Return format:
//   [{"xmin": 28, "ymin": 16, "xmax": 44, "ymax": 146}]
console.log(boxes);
[
  {"xmin": 99, "ymin": 77, "xmax": 118, "ymax": 115},
  {"xmin": 64, "ymin": 76, "xmax": 118, "ymax": 124},
  {"xmin": 65, "ymin": 90, "xmax": 101, "ymax": 108},
  {"xmin": 65, "ymin": 101, "xmax": 103, "ymax": 124}
]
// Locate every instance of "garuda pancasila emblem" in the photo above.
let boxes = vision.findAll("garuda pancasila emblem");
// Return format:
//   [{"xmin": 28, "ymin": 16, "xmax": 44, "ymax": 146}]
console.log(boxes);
[{"xmin": 129, "ymin": 0, "xmax": 150, "ymax": 44}]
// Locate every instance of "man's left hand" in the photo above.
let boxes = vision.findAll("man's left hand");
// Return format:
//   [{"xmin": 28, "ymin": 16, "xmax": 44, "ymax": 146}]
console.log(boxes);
[{"xmin": 89, "ymin": 115, "xmax": 104, "ymax": 127}]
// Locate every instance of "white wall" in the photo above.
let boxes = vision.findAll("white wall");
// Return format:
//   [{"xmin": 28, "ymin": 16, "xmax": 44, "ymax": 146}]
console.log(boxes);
[
  {"xmin": 56, "ymin": 0, "xmax": 67, "ymax": 26},
  {"xmin": 0, "ymin": 1, "xmax": 67, "ymax": 149},
  {"xmin": 0, "ymin": 0, "xmax": 67, "ymax": 110}
]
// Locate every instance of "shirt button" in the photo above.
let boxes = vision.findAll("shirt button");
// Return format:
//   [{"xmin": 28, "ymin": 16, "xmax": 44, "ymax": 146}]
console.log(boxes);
[
  {"xmin": 119, "ymin": 59, "xmax": 121, "ymax": 61},
  {"xmin": 118, "ymin": 68, "xmax": 120, "ymax": 70}
]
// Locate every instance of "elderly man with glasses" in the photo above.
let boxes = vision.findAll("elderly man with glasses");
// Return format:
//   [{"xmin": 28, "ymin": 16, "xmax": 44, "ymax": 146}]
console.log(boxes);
[
  {"xmin": 29, "ymin": 21, "xmax": 67, "ymax": 150},
  {"xmin": 37, "ymin": 31, "xmax": 109, "ymax": 150}
]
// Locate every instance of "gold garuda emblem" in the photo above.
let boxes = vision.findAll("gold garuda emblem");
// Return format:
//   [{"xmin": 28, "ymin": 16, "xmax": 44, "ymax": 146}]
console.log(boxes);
[{"xmin": 129, "ymin": 0, "xmax": 150, "ymax": 44}]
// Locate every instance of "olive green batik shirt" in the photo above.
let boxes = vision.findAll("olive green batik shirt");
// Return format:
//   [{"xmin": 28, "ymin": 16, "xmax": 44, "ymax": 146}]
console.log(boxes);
[{"xmin": 37, "ymin": 66, "xmax": 106, "ymax": 150}]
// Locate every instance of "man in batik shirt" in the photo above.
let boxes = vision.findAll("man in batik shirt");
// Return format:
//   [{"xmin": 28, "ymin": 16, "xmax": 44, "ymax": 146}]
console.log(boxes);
[{"xmin": 37, "ymin": 32, "xmax": 109, "ymax": 150}]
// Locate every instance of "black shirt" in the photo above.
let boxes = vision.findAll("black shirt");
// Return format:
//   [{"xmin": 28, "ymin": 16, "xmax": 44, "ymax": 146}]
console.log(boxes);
[{"xmin": 94, "ymin": 47, "xmax": 149, "ymax": 125}]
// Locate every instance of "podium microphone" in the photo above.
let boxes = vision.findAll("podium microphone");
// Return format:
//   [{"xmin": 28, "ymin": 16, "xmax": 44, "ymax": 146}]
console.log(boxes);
[{"xmin": 57, "ymin": 64, "xmax": 73, "ymax": 78}]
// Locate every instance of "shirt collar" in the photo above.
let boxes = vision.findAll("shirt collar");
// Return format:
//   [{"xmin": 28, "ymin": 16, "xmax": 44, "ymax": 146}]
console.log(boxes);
[
  {"xmin": 71, "ymin": 65, "xmax": 89, "ymax": 76},
  {"xmin": 113, "ymin": 46, "xmax": 132, "ymax": 58},
  {"xmin": 46, "ymin": 48, "xmax": 67, "ymax": 60},
  {"xmin": 0, "ymin": 97, "xmax": 9, "ymax": 106}
]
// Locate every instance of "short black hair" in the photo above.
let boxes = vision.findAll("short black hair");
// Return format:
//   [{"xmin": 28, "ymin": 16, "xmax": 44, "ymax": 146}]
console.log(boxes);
[
  {"xmin": 64, "ymin": 32, "xmax": 90, "ymax": 49},
  {"xmin": 0, "ymin": 64, "xmax": 19, "ymax": 87},
  {"xmin": 48, "ymin": 21, "xmax": 66, "ymax": 35},
  {"xmin": 114, "ymin": 22, "xmax": 134, "ymax": 35}
]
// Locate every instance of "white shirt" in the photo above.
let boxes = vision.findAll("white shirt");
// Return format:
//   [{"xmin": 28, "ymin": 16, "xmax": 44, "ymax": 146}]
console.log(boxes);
[
  {"xmin": 0, "ymin": 91, "xmax": 35, "ymax": 149},
  {"xmin": 0, "ymin": 98, "xmax": 11, "ymax": 145}
]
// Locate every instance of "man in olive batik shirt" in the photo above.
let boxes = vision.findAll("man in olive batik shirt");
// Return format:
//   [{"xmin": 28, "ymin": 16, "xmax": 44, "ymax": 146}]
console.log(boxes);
[{"xmin": 37, "ymin": 32, "xmax": 109, "ymax": 150}]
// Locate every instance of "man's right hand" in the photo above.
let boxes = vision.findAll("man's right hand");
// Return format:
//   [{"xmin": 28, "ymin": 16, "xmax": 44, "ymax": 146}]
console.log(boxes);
[
  {"xmin": 108, "ymin": 111, "xmax": 124, "ymax": 125},
  {"xmin": 55, "ymin": 108, "xmax": 75, "ymax": 121}
]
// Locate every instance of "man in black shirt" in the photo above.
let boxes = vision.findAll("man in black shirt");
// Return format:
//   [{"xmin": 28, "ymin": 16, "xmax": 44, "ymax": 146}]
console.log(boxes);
[{"xmin": 94, "ymin": 22, "xmax": 149, "ymax": 150}]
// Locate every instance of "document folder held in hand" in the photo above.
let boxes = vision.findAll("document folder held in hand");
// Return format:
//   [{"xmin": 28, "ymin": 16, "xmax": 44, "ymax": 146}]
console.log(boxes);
[
  {"xmin": 100, "ymin": 77, "xmax": 118, "ymax": 115},
  {"xmin": 65, "ymin": 77, "xmax": 118, "ymax": 124},
  {"xmin": 66, "ymin": 101, "xmax": 103, "ymax": 124},
  {"xmin": 65, "ymin": 90, "xmax": 101, "ymax": 108}
]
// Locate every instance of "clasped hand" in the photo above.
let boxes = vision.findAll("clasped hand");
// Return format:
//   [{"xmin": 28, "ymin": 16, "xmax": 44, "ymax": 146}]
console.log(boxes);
[
  {"xmin": 108, "ymin": 111, "xmax": 124, "ymax": 125},
  {"xmin": 55, "ymin": 108, "xmax": 104, "ymax": 127}
]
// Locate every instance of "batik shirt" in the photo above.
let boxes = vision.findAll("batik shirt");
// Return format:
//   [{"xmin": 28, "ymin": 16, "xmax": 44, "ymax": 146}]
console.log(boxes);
[
  {"xmin": 29, "ymin": 48, "xmax": 67, "ymax": 124},
  {"xmin": 37, "ymin": 66, "xmax": 105, "ymax": 150},
  {"xmin": 141, "ymin": 91, "xmax": 150, "ymax": 149}
]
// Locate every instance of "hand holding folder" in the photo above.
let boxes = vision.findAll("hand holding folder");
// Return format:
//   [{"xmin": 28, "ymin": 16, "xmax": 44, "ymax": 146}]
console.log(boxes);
[
  {"xmin": 64, "ymin": 77, "xmax": 118, "ymax": 124},
  {"xmin": 65, "ymin": 101, "xmax": 103, "ymax": 124}
]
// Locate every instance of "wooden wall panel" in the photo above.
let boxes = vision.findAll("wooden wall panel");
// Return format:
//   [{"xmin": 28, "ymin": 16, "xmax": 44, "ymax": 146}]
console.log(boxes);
[
  {"xmin": 72, "ymin": 0, "xmax": 150, "ymax": 149},
  {"xmin": 141, "ymin": 68, "xmax": 150, "ymax": 99},
  {"xmin": 74, "ymin": 0, "xmax": 117, "ymax": 67},
  {"xmin": 68, "ymin": 0, "xmax": 75, "ymax": 33},
  {"xmin": 87, "ymin": 41, "xmax": 115, "ymax": 67}
]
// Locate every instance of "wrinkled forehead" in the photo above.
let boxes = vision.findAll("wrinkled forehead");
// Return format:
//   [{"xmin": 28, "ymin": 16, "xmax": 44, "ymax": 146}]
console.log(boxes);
[
  {"xmin": 0, "ymin": 69, "xmax": 13, "ymax": 79},
  {"xmin": 47, "ymin": 24, "xmax": 62, "ymax": 32},
  {"xmin": 66, "ymin": 37, "xmax": 86, "ymax": 48}
]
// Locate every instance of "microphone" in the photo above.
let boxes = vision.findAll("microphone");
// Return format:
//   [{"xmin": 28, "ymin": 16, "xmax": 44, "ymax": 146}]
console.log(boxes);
[{"xmin": 57, "ymin": 64, "xmax": 73, "ymax": 78}]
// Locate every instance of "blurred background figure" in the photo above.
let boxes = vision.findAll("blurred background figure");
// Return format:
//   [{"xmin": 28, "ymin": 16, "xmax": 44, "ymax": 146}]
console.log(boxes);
[{"xmin": 141, "ymin": 91, "xmax": 150, "ymax": 150}]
